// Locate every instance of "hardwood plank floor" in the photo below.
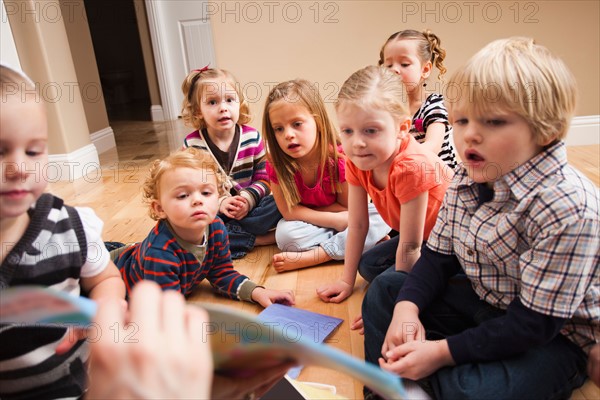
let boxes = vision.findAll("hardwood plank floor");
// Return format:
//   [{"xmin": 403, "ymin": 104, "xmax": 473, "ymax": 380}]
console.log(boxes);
[{"xmin": 47, "ymin": 119, "xmax": 599, "ymax": 399}]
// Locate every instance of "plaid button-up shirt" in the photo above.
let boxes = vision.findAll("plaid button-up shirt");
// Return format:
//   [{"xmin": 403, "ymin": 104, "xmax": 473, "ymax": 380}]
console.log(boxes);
[{"xmin": 428, "ymin": 141, "xmax": 599, "ymax": 352}]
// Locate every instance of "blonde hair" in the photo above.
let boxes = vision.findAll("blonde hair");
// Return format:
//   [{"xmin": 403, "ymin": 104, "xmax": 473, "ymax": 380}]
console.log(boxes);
[
  {"xmin": 1, "ymin": 64, "xmax": 36, "ymax": 97},
  {"xmin": 336, "ymin": 65, "xmax": 410, "ymax": 122},
  {"xmin": 143, "ymin": 147, "xmax": 225, "ymax": 220},
  {"xmin": 447, "ymin": 37, "xmax": 577, "ymax": 144},
  {"xmin": 378, "ymin": 29, "xmax": 447, "ymax": 81},
  {"xmin": 262, "ymin": 79, "xmax": 342, "ymax": 208},
  {"xmin": 180, "ymin": 68, "xmax": 251, "ymax": 130}
]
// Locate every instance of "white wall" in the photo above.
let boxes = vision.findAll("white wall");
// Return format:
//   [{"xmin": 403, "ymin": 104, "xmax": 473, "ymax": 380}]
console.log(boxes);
[{"xmin": 0, "ymin": 0, "xmax": 22, "ymax": 68}]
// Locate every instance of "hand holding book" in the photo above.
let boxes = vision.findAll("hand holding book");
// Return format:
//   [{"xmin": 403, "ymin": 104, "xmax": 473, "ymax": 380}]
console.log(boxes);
[{"xmin": 1, "ymin": 285, "xmax": 407, "ymax": 399}]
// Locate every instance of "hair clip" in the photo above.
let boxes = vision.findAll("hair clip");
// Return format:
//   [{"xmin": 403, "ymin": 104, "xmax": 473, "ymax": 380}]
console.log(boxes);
[
  {"xmin": 192, "ymin": 64, "xmax": 210, "ymax": 73},
  {"xmin": 188, "ymin": 64, "xmax": 211, "ymax": 102},
  {"xmin": 414, "ymin": 118, "xmax": 424, "ymax": 133}
]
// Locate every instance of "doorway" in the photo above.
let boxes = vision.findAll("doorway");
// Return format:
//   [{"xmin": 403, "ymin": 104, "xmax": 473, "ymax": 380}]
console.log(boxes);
[{"xmin": 84, "ymin": 0, "xmax": 151, "ymax": 121}]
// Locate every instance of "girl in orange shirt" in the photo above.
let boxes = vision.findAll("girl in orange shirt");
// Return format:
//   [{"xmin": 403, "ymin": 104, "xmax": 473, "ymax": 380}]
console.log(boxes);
[{"xmin": 317, "ymin": 66, "xmax": 453, "ymax": 304}]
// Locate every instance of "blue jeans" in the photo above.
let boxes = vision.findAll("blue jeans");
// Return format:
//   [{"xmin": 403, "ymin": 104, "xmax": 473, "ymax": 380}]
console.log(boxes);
[
  {"xmin": 362, "ymin": 269, "xmax": 589, "ymax": 399},
  {"xmin": 221, "ymin": 195, "xmax": 282, "ymax": 259},
  {"xmin": 358, "ymin": 236, "xmax": 399, "ymax": 282}
]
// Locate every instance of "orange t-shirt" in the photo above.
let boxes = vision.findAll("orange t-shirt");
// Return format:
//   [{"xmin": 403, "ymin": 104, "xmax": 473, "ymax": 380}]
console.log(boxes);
[{"xmin": 346, "ymin": 135, "xmax": 453, "ymax": 240}]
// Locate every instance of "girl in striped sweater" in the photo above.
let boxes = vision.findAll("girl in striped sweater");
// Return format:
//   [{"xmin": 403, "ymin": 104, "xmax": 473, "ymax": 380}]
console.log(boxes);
[
  {"xmin": 379, "ymin": 29, "xmax": 458, "ymax": 170},
  {"xmin": 182, "ymin": 68, "xmax": 281, "ymax": 259}
]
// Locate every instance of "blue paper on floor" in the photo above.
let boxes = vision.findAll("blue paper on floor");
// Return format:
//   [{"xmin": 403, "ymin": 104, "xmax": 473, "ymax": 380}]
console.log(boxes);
[{"xmin": 258, "ymin": 303, "xmax": 343, "ymax": 378}]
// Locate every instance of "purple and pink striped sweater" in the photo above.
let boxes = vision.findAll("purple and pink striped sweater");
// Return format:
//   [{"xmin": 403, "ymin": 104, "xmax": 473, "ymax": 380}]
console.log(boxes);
[{"xmin": 183, "ymin": 124, "xmax": 270, "ymax": 207}]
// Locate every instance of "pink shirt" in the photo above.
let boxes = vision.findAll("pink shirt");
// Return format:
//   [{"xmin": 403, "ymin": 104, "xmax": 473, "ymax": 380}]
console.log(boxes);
[{"xmin": 267, "ymin": 156, "xmax": 346, "ymax": 208}]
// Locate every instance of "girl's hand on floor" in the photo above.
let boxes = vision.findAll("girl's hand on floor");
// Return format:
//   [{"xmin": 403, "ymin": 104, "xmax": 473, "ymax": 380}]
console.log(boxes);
[{"xmin": 316, "ymin": 280, "xmax": 353, "ymax": 303}]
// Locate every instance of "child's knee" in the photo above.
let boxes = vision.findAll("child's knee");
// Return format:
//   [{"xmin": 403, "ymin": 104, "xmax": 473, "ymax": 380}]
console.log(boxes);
[
  {"xmin": 274, "ymin": 227, "xmax": 294, "ymax": 249},
  {"xmin": 363, "ymin": 270, "xmax": 407, "ymax": 309}
]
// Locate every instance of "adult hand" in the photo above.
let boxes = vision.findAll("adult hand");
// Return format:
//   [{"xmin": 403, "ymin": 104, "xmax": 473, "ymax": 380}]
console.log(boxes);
[
  {"xmin": 56, "ymin": 299, "xmax": 127, "ymax": 356},
  {"xmin": 86, "ymin": 281, "xmax": 213, "ymax": 399}
]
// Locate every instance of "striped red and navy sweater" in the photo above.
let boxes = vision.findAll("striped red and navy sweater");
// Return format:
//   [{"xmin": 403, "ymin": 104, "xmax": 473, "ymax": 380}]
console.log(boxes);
[{"xmin": 116, "ymin": 218, "xmax": 253, "ymax": 299}]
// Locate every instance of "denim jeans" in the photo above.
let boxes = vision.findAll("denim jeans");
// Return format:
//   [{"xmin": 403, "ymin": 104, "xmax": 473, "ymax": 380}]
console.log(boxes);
[
  {"xmin": 221, "ymin": 195, "xmax": 282, "ymax": 259},
  {"xmin": 362, "ymin": 269, "xmax": 589, "ymax": 399},
  {"xmin": 358, "ymin": 236, "xmax": 400, "ymax": 282}
]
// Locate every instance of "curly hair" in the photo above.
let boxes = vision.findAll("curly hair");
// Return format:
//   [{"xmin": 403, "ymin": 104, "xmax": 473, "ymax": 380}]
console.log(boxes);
[
  {"xmin": 180, "ymin": 68, "xmax": 251, "ymax": 130},
  {"xmin": 143, "ymin": 147, "xmax": 226, "ymax": 220}
]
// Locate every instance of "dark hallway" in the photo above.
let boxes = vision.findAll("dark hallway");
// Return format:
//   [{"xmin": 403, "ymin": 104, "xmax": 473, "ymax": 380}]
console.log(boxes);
[{"xmin": 84, "ymin": 0, "xmax": 151, "ymax": 121}]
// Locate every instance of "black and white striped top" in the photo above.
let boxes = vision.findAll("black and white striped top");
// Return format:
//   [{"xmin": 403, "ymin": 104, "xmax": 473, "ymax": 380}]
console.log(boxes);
[
  {"xmin": 0, "ymin": 194, "xmax": 100, "ymax": 399},
  {"xmin": 410, "ymin": 93, "xmax": 458, "ymax": 170}
]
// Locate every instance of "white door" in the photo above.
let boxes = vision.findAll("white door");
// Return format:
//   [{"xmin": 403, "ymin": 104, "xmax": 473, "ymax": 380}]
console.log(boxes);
[
  {"xmin": 0, "ymin": 0, "xmax": 22, "ymax": 69},
  {"xmin": 145, "ymin": 0, "xmax": 216, "ymax": 120}
]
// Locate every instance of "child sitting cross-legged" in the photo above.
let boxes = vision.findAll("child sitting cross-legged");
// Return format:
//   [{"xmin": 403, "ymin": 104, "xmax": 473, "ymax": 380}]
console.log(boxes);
[
  {"xmin": 362, "ymin": 37, "xmax": 599, "ymax": 399},
  {"xmin": 263, "ymin": 79, "xmax": 391, "ymax": 272},
  {"xmin": 182, "ymin": 67, "xmax": 280, "ymax": 259},
  {"xmin": 116, "ymin": 147, "xmax": 295, "ymax": 308}
]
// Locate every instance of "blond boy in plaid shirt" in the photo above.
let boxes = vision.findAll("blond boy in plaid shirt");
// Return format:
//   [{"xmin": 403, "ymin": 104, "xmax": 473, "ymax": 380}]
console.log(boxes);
[{"xmin": 362, "ymin": 37, "xmax": 599, "ymax": 399}]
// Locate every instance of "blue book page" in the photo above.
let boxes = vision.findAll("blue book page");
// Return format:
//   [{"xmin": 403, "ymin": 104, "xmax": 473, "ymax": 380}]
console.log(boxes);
[
  {"xmin": 0, "ymin": 286, "xmax": 96, "ymax": 326},
  {"xmin": 258, "ymin": 303, "xmax": 343, "ymax": 343},
  {"xmin": 258, "ymin": 303, "xmax": 343, "ymax": 378}
]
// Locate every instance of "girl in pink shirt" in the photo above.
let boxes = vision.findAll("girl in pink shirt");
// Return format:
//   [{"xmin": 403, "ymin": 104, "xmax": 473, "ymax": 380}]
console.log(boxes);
[{"xmin": 263, "ymin": 79, "xmax": 390, "ymax": 272}]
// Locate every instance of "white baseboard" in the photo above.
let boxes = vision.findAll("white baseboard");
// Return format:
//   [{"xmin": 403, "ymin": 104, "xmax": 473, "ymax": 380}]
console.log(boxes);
[
  {"xmin": 151, "ymin": 105, "xmax": 165, "ymax": 121},
  {"xmin": 47, "ymin": 144, "xmax": 101, "ymax": 182},
  {"xmin": 90, "ymin": 126, "xmax": 116, "ymax": 154},
  {"xmin": 566, "ymin": 115, "xmax": 600, "ymax": 146}
]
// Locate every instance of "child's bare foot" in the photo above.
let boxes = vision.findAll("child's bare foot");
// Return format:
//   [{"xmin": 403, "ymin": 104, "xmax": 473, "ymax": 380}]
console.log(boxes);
[
  {"xmin": 255, "ymin": 231, "xmax": 276, "ymax": 246},
  {"xmin": 272, "ymin": 247, "xmax": 332, "ymax": 272}
]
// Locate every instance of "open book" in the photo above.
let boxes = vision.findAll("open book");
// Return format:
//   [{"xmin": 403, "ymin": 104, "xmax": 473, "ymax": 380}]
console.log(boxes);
[
  {"xmin": 0, "ymin": 286, "xmax": 407, "ymax": 399},
  {"xmin": 257, "ymin": 302, "xmax": 343, "ymax": 379}
]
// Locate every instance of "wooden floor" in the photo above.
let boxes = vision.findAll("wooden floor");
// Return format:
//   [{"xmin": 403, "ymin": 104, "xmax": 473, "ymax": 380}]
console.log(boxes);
[{"xmin": 48, "ymin": 119, "xmax": 599, "ymax": 399}]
